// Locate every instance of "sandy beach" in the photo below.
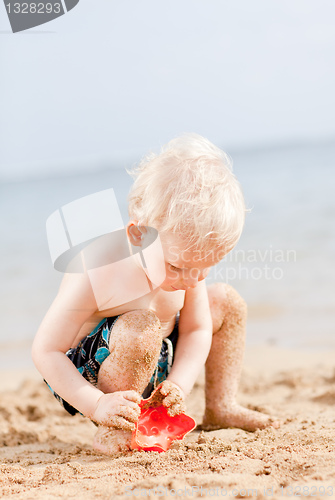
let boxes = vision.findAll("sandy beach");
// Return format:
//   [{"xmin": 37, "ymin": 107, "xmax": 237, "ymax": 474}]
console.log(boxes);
[{"xmin": 1, "ymin": 345, "xmax": 334, "ymax": 499}]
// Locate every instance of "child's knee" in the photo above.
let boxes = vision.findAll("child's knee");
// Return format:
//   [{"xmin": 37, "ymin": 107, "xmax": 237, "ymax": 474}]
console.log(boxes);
[
  {"xmin": 114, "ymin": 309, "xmax": 162, "ymax": 352},
  {"xmin": 221, "ymin": 283, "xmax": 246, "ymax": 316},
  {"xmin": 119, "ymin": 309, "xmax": 161, "ymax": 332},
  {"xmin": 210, "ymin": 283, "xmax": 247, "ymax": 331}
]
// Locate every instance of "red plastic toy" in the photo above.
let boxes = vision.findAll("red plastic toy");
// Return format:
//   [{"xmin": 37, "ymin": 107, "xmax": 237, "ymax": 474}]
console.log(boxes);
[{"xmin": 131, "ymin": 389, "xmax": 196, "ymax": 453}]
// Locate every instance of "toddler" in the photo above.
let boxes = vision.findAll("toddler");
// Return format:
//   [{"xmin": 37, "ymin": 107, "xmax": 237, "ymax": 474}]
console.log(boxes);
[{"xmin": 32, "ymin": 134, "xmax": 278, "ymax": 455}]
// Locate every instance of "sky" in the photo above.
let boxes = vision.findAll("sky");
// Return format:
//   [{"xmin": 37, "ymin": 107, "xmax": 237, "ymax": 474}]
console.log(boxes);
[{"xmin": 1, "ymin": 0, "xmax": 335, "ymax": 180}]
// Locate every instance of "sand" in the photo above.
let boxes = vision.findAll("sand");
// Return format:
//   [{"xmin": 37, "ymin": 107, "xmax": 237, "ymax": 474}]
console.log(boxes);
[{"xmin": 1, "ymin": 346, "xmax": 335, "ymax": 499}]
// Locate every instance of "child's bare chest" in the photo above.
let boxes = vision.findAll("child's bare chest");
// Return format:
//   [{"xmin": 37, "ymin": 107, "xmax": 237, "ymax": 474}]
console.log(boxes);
[{"xmin": 76, "ymin": 288, "xmax": 185, "ymax": 345}]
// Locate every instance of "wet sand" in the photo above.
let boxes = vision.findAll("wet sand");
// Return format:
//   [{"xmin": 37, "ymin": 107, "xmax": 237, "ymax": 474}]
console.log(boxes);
[{"xmin": 1, "ymin": 345, "xmax": 334, "ymax": 499}]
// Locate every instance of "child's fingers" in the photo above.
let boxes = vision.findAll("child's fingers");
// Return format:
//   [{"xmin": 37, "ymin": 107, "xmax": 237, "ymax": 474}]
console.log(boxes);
[
  {"xmin": 167, "ymin": 402, "xmax": 185, "ymax": 417},
  {"xmin": 107, "ymin": 405, "xmax": 140, "ymax": 430},
  {"xmin": 109, "ymin": 415, "xmax": 136, "ymax": 432},
  {"xmin": 157, "ymin": 381, "xmax": 186, "ymax": 416},
  {"xmin": 122, "ymin": 399, "xmax": 141, "ymax": 415},
  {"xmin": 160, "ymin": 381, "xmax": 185, "ymax": 401},
  {"xmin": 123, "ymin": 390, "xmax": 142, "ymax": 404},
  {"xmin": 117, "ymin": 406, "xmax": 140, "ymax": 423},
  {"xmin": 159, "ymin": 381, "xmax": 177, "ymax": 396},
  {"xmin": 162, "ymin": 394, "xmax": 179, "ymax": 408},
  {"xmin": 162, "ymin": 388, "xmax": 183, "ymax": 406},
  {"xmin": 159, "ymin": 385, "xmax": 169, "ymax": 396}
]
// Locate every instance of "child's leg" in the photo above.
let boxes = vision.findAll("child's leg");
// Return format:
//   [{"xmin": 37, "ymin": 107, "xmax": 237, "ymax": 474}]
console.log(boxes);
[
  {"xmin": 202, "ymin": 283, "xmax": 279, "ymax": 431},
  {"xmin": 93, "ymin": 310, "xmax": 162, "ymax": 455}
]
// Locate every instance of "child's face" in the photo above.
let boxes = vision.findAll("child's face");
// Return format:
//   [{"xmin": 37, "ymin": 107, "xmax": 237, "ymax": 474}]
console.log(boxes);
[{"xmin": 158, "ymin": 233, "xmax": 224, "ymax": 292}]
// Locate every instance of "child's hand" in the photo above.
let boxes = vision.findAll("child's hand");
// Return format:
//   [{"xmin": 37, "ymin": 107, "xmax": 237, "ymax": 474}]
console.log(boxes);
[
  {"xmin": 158, "ymin": 380, "xmax": 186, "ymax": 417},
  {"xmin": 91, "ymin": 390, "xmax": 141, "ymax": 431}
]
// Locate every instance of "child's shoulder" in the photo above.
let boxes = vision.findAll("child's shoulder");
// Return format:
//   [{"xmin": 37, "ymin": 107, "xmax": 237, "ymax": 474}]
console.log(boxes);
[{"xmin": 57, "ymin": 272, "xmax": 98, "ymax": 312}]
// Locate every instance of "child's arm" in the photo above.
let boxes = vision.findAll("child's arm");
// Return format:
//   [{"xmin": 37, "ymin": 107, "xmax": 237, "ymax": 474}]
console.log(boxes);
[
  {"xmin": 166, "ymin": 279, "xmax": 213, "ymax": 398},
  {"xmin": 32, "ymin": 273, "xmax": 140, "ymax": 428}
]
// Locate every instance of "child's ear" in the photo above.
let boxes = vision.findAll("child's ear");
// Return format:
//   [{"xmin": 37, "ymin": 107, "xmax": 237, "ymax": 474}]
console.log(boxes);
[{"xmin": 127, "ymin": 221, "xmax": 144, "ymax": 247}]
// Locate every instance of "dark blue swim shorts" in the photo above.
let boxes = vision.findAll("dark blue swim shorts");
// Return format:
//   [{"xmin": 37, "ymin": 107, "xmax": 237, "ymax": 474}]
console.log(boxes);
[{"xmin": 47, "ymin": 313, "xmax": 179, "ymax": 415}]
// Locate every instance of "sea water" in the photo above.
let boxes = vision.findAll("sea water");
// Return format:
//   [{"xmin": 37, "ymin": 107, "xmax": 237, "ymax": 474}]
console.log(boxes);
[{"xmin": 1, "ymin": 141, "xmax": 334, "ymax": 368}]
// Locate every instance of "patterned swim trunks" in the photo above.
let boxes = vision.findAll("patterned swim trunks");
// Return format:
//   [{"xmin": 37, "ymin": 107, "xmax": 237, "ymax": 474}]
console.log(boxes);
[{"xmin": 47, "ymin": 313, "xmax": 179, "ymax": 415}]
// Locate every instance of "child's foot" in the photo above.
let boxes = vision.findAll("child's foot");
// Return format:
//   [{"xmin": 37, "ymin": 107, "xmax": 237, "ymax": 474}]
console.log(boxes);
[
  {"xmin": 201, "ymin": 403, "xmax": 280, "ymax": 432},
  {"xmin": 93, "ymin": 426, "xmax": 133, "ymax": 455}
]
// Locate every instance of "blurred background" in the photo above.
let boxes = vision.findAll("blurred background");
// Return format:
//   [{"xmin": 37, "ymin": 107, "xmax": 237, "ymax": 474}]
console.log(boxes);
[{"xmin": 1, "ymin": 0, "xmax": 334, "ymax": 369}]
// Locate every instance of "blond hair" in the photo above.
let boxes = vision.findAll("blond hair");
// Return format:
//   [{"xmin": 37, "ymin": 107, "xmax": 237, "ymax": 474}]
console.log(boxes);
[{"xmin": 127, "ymin": 133, "xmax": 246, "ymax": 254}]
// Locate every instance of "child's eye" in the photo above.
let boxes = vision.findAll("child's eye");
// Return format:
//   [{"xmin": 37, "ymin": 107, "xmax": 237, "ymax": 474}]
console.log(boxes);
[{"xmin": 168, "ymin": 263, "xmax": 180, "ymax": 271}]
